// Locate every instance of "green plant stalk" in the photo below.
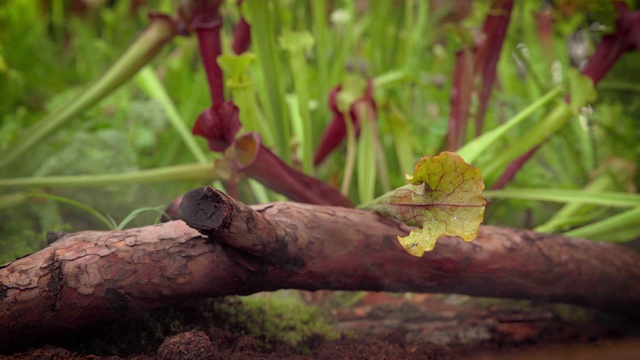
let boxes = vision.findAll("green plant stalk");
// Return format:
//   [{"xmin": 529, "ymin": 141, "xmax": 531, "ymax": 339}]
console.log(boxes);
[
  {"xmin": 0, "ymin": 163, "xmax": 216, "ymax": 188},
  {"xmin": 217, "ymin": 54, "xmax": 275, "ymax": 146},
  {"xmin": 369, "ymin": 1, "xmax": 391, "ymax": 73},
  {"xmin": 311, "ymin": 0, "xmax": 330, "ymax": 126},
  {"xmin": 573, "ymin": 114, "xmax": 596, "ymax": 172},
  {"xmin": 535, "ymin": 160, "xmax": 635, "ymax": 233},
  {"xmin": 481, "ymin": 101, "xmax": 574, "ymax": 183},
  {"xmin": 537, "ymin": 137, "xmax": 580, "ymax": 187},
  {"xmin": 568, "ymin": 70, "xmax": 597, "ymax": 113},
  {"xmin": 329, "ymin": 1, "xmax": 357, "ymax": 85},
  {"xmin": 596, "ymin": 225, "xmax": 640, "ymax": 243},
  {"xmin": 372, "ymin": 70, "xmax": 410, "ymax": 88},
  {"xmin": 540, "ymin": 211, "xmax": 607, "ymax": 233},
  {"xmin": 483, "ymin": 188, "xmax": 640, "ymax": 208},
  {"xmin": 248, "ymin": 178, "xmax": 271, "ymax": 204},
  {"xmin": 457, "ymin": 86, "xmax": 563, "ymax": 164},
  {"xmin": 512, "ymin": 43, "xmax": 549, "ymax": 93},
  {"xmin": 373, "ymin": 120, "xmax": 391, "ymax": 194},
  {"xmin": 400, "ymin": 0, "xmax": 427, "ymax": 141},
  {"xmin": 244, "ymin": 0, "xmax": 290, "ymax": 161},
  {"xmin": 116, "ymin": 206, "xmax": 168, "ymax": 230},
  {"xmin": 0, "ymin": 16, "xmax": 176, "ymax": 170},
  {"xmin": 597, "ymin": 81, "xmax": 640, "ymax": 93},
  {"xmin": 534, "ymin": 195, "xmax": 604, "ymax": 233},
  {"xmin": 357, "ymin": 106, "xmax": 376, "ymax": 204},
  {"xmin": 340, "ymin": 111, "xmax": 357, "ymax": 197},
  {"xmin": 280, "ymin": 31, "xmax": 315, "ymax": 174},
  {"xmin": 531, "ymin": 72, "xmax": 594, "ymax": 186},
  {"xmin": 291, "ymin": 64, "xmax": 313, "ymax": 174},
  {"xmin": 233, "ymin": 79, "xmax": 275, "ymax": 146},
  {"xmin": 285, "ymin": 94, "xmax": 305, "ymax": 155},
  {"xmin": 135, "ymin": 66, "xmax": 208, "ymax": 164},
  {"xmin": 403, "ymin": 0, "xmax": 428, "ymax": 75},
  {"xmin": 564, "ymin": 206, "xmax": 640, "ymax": 243},
  {"xmin": 387, "ymin": 103, "xmax": 415, "ymax": 176}
]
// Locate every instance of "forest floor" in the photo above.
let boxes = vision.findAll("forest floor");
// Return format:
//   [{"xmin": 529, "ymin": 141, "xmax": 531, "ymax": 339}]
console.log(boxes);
[{"xmin": 5, "ymin": 291, "xmax": 640, "ymax": 359}]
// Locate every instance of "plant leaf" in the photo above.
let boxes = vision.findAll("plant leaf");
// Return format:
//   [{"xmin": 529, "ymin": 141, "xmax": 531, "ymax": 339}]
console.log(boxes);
[
  {"xmin": 569, "ymin": 70, "xmax": 597, "ymax": 113},
  {"xmin": 361, "ymin": 152, "xmax": 485, "ymax": 257},
  {"xmin": 192, "ymin": 101, "xmax": 242, "ymax": 152},
  {"xmin": 313, "ymin": 77, "xmax": 376, "ymax": 166}
]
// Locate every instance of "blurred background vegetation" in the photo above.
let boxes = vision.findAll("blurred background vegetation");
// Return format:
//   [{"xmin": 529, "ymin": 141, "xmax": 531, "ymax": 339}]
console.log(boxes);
[{"xmin": 1, "ymin": 0, "xmax": 639, "ymax": 263}]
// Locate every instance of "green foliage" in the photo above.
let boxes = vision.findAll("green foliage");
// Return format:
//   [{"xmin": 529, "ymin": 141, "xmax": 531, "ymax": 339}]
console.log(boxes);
[
  {"xmin": 0, "ymin": 2, "xmax": 209, "ymax": 263},
  {"xmin": 0, "ymin": 4, "xmax": 639, "ymax": 357},
  {"xmin": 1, "ymin": 0, "xmax": 640, "ymax": 265},
  {"xmin": 0, "ymin": 210, "xmax": 54, "ymax": 263}
]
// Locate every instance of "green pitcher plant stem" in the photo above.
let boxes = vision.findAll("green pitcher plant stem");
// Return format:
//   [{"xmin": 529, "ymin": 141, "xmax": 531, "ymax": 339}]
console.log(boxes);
[
  {"xmin": 534, "ymin": 160, "xmax": 635, "ymax": 233},
  {"xmin": 481, "ymin": 102, "xmax": 574, "ymax": 184},
  {"xmin": 372, "ymin": 70, "xmax": 410, "ymax": 88},
  {"xmin": 279, "ymin": 30, "xmax": 315, "ymax": 174},
  {"xmin": 482, "ymin": 69, "xmax": 598, "ymax": 185},
  {"xmin": 598, "ymin": 81, "xmax": 640, "ymax": 94},
  {"xmin": 386, "ymin": 103, "xmax": 415, "ymax": 176},
  {"xmin": 217, "ymin": 54, "xmax": 275, "ymax": 147},
  {"xmin": 483, "ymin": 188, "xmax": 640, "ymax": 208},
  {"xmin": 457, "ymin": 86, "xmax": 563, "ymax": 164},
  {"xmin": 243, "ymin": 0, "xmax": 290, "ymax": 161},
  {"xmin": 285, "ymin": 94, "xmax": 309, "ymax": 168},
  {"xmin": 135, "ymin": 66, "xmax": 209, "ymax": 164},
  {"xmin": 565, "ymin": 206, "xmax": 640, "ymax": 243},
  {"xmin": 329, "ymin": 0, "xmax": 357, "ymax": 87},
  {"xmin": 0, "ymin": 163, "xmax": 216, "ymax": 188},
  {"xmin": 311, "ymin": 0, "xmax": 331, "ymax": 125},
  {"xmin": 356, "ymin": 105, "xmax": 376, "ymax": 203}
]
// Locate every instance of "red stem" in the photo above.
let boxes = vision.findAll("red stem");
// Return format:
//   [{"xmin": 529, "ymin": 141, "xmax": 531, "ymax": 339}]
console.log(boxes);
[
  {"xmin": 473, "ymin": 0, "xmax": 514, "ymax": 136},
  {"xmin": 447, "ymin": 49, "xmax": 473, "ymax": 151},
  {"xmin": 581, "ymin": 2, "xmax": 639, "ymax": 85},
  {"xmin": 491, "ymin": 146, "xmax": 538, "ymax": 190},
  {"xmin": 314, "ymin": 81, "xmax": 376, "ymax": 166},
  {"xmin": 236, "ymin": 133, "xmax": 353, "ymax": 207},
  {"xmin": 195, "ymin": 20, "xmax": 225, "ymax": 105}
]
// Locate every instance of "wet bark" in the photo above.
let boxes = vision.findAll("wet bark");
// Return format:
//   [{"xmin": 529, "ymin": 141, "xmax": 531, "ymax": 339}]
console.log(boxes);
[{"xmin": 1, "ymin": 186, "xmax": 639, "ymax": 352}]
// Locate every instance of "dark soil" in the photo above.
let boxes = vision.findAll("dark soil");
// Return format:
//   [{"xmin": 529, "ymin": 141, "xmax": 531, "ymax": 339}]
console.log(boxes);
[{"xmin": 4, "ymin": 292, "xmax": 640, "ymax": 359}]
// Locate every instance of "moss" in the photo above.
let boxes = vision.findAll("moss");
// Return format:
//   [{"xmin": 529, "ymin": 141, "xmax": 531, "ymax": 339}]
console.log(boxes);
[
  {"xmin": 199, "ymin": 292, "xmax": 339, "ymax": 353},
  {"xmin": 231, "ymin": 293, "xmax": 340, "ymax": 352}
]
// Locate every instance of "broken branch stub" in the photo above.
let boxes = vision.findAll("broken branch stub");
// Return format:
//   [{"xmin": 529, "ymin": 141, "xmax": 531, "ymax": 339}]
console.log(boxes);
[{"xmin": 179, "ymin": 186, "xmax": 288, "ymax": 256}]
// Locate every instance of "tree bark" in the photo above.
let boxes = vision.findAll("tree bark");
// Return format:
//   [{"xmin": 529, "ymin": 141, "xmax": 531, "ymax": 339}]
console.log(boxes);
[{"xmin": 1, "ymin": 186, "xmax": 639, "ymax": 352}]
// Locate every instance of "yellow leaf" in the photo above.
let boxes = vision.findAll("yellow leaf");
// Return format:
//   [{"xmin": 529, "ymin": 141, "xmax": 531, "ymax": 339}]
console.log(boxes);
[{"xmin": 362, "ymin": 152, "xmax": 485, "ymax": 257}]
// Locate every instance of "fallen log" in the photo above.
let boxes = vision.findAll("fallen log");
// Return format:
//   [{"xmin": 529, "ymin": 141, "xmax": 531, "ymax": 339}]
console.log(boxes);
[{"xmin": 1, "ymin": 186, "xmax": 639, "ymax": 352}]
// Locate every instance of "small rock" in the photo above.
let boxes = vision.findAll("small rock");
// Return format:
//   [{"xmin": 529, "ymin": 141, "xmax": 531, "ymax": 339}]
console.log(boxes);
[{"xmin": 156, "ymin": 330, "xmax": 215, "ymax": 360}]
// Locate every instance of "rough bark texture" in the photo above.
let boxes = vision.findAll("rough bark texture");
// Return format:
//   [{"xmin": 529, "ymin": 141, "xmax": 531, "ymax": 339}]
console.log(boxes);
[{"xmin": 1, "ymin": 187, "xmax": 639, "ymax": 352}]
